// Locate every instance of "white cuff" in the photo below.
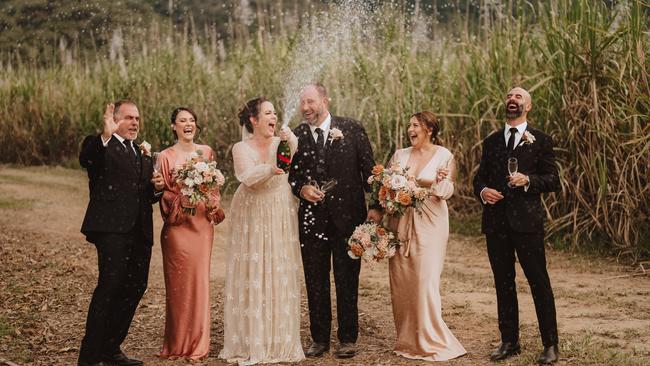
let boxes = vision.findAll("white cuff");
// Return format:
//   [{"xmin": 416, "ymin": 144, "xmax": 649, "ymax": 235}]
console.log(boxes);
[
  {"xmin": 524, "ymin": 176, "xmax": 530, "ymax": 192},
  {"xmin": 479, "ymin": 187, "xmax": 488, "ymax": 204},
  {"xmin": 101, "ymin": 135, "xmax": 111, "ymax": 146}
]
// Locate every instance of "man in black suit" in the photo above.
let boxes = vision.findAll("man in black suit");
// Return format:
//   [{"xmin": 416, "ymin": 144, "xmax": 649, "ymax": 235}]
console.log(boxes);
[
  {"xmin": 289, "ymin": 83, "xmax": 382, "ymax": 359},
  {"xmin": 473, "ymin": 87, "xmax": 560, "ymax": 365},
  {"xmin": 77, "ymin": 100, "xmax": 164, "ymax": 366}
]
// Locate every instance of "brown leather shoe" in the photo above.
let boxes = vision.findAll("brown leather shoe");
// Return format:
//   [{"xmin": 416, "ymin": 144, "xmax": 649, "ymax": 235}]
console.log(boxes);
[
  {"xmin": 305, "ymin": 342, "xmax": 329, "ymax": 357},
  {"xmin": 334, "ymin": 342, "xmax": 356, "ymax": 359},
  {"xmin": 537, "ymin": 345, "xmax": 559, "ymax": 364}
]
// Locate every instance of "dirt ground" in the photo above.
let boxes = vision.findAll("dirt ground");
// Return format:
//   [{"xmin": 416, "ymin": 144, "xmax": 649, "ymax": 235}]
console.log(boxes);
[{"xmin": 1, "ymin": 166, "xmax": 649, "ymax": 366}]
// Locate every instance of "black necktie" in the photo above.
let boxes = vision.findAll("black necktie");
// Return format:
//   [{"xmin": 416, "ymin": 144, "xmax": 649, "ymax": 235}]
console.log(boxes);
[
  {"xmin": 123, "ymin": 140, "xmax": 140, "ymax": 168},
  {"xmin": 315, "ymin": 128, "xmax": 325, "ymax": 155},
  {"xmin": 506, "ymin": 127, "xmax": 518, "ymax": 151}
]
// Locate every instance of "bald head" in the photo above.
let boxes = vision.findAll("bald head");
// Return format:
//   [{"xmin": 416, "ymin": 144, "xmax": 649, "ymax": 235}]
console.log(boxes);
[{"xmin": 505, "ymin": 87, "xmax": 532, "ymax": 123}]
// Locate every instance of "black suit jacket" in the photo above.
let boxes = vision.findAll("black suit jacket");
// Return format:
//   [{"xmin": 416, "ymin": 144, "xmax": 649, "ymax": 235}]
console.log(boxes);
[
  {"xmin": 289, "ymin": 116, "xmax": 376, "ymax": 239},
  {"xmin": 79, "ymin": 134, "xmax": 159, "ymax": 245},
  {"xmin": 472, "ymin": 126, "xmax": 560, "ymax": 234}
]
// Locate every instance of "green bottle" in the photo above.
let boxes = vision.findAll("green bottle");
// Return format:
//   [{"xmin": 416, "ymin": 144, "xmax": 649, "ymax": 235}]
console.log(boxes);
[{"xmin": 276, "ymin": 139, "xmax": 291, "ymax": 173}]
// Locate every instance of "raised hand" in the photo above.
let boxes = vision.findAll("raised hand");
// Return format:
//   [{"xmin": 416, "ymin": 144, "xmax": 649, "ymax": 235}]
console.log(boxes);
[{"xmin": 102, "ymin": 103, "xmax": 118, "ymax": 140}]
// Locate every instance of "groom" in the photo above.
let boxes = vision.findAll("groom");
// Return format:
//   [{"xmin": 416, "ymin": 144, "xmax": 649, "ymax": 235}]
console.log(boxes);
[
  {"xmin": 289, "ymin": 83, "xmax": 381, "ymax": 359},
  {"xmin": 78, "ymin": 100, "xmax": 164, "ymax": 366},
  {"xmin": 473, "ymin": 87, "xmax": 560, "ymax": 364}
]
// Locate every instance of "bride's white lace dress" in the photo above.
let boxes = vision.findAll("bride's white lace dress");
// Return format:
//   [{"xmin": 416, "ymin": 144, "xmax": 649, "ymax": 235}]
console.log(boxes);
[{"xmin": 219, "ymin": 134, "xmax": 305, "ymax": 365}]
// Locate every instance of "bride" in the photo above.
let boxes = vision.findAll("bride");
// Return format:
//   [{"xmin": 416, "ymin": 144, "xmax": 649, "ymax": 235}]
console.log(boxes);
[{"xmin": 219, "ymin": 97, "xmax": 305, "ymax": 365}]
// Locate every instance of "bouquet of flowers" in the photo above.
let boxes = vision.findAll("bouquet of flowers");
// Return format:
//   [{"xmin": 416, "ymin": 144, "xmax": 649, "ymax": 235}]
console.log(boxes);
[
  {"xmin": 347, "ymin": 221, "xmax": 399, "ymax": 266},
  {"xmin": 368, "ymin": 162, "xmax": 431, "ymax": 216},
  {"xmin": 174, "ymin": 150, "xmax": 225, "ymax": 215}
]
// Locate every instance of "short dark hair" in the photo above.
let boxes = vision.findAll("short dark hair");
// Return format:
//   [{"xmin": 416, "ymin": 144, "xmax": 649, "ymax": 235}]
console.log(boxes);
[
  {"xmin": 170, "ymin": 107, "xmax": 201, "ymax": 140},
  {"xmin": 113, "ymin": 99, "xmax": 137, "ymax": 118},
  {"xmin": 410, "ymin": 111, "xmax": 443, "ymax": 145},
  {"xmin": 238, "ymin": 97, "xmax": 268, "ymax": 134}
]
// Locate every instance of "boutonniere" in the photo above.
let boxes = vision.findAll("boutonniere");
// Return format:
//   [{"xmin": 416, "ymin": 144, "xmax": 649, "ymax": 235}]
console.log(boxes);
[
  {"xmin": 520, "ymin": 131, "xmax": 536, "ymax": 145},
  {"xmin": 329, "ymin": 127, "xmax": 344, "ymax": 142},
  {"xmin": 139, "ymin": 141, "xmax": 152, "ymax": 156}
]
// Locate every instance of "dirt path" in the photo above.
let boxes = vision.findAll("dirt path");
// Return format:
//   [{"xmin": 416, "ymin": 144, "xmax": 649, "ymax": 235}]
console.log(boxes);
[{"xmin": 1, "ymin": 166, "xmax": 649, "ymax": 366}]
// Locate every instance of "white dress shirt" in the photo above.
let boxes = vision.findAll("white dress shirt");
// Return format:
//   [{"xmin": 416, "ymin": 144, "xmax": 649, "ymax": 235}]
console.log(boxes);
[
  {"xmin": 504, "ymin": 121, "xmax": 528, "ymax": 149},
  {"xmin": 102, "ymin": 133, "xmax": 137, "ymax": 155},
  {"xmin": 308, "ymin": 113, "xmax": 331, "ymax": 146}
]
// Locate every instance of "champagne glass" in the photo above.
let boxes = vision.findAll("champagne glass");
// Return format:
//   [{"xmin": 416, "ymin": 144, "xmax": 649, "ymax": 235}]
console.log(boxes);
[
  {"xmin": 319, "ymin": 179, "xmax": 338, "ymax": 193},
  {"xmin": 153, "ymin": 152, "xmax": 161, "ymax": 173},
  {"xmin": 507, "ymin": 157, "xmax": 518, "ymax": 187}
]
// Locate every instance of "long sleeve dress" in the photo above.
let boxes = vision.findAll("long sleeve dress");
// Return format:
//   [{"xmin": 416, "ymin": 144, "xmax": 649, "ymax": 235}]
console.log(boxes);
[
  {"xmin": 388, "ymin": 146, "xmax": 467, "ymax": 361},
  {"xmin": 219, "ymin": 135, "xmax": 305, "ymax": 365}
]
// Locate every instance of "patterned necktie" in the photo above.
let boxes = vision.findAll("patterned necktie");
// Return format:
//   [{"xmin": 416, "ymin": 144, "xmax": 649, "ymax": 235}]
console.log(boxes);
[{"xmin": 506, "ymin": 127, "xmax": 518, "ymax": 151}]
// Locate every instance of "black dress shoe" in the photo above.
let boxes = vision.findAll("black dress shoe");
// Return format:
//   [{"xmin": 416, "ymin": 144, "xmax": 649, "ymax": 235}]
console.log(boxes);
[
  {"xmin": 334, "ymin": 343, "xmax": 356, "ymax": 359},
  {"xmin": 537, "ymin": 344, "xmax": 559, "ymax": 364},
  {"xmin": 304, "ymin": 342, "xmax": 330, "ymax": 357},
  {"xmin": 78, "ymin": 361, "xmax": 106, "ymax": 366},
  {"xmin": 101, "ymin": 350, "xmax": 143, "ymax": 366},
  {"xmin": 490, "ymin": 341, "xmax": 521, "ymax": 361}
]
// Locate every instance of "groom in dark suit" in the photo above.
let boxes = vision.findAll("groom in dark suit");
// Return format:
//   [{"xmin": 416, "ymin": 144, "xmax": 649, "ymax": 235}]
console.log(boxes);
[
  {"xmin": 78, "ymin": 100, "xmax": 164, "ymax": 366},
  {"xmin": 289, "ymin": 83, "xmax": 381, "ymax": 359},
  {"xmin": 473, "ymin": 87, "xmax": 560, "ymax": 365}
]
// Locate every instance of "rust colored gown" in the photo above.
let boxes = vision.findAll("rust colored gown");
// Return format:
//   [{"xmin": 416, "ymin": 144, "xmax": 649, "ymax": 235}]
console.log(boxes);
[{"xmin": 157, "ymin": 144, "xmax": 220, "ymax": 360}]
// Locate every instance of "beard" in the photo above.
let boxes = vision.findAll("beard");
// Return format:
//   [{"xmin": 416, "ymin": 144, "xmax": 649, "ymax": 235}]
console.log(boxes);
[{"xmin": 505, "ymin": 103, "xmax": 524, "ymax": 119}]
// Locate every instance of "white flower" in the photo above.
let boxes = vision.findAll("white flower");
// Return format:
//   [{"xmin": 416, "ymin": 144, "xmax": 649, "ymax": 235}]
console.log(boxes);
[
  {"xmin": 329, "ymin": 127, "xmax": 344, "ymax": 140},
  {"xmin": 195, "ymin": 161, "xmax": 209, "ymax": 172},
  {"xmin": 193, "ymin": 175, "xmax": 204, "ymax": 185},
  {"xmin": 390, "ymin": 174, "xmax": 408, "ymax": 189},
  {"xmin": 183, "ymin": 177, "xmax": 195, "ymax": 187},
  {"xmin": 181, "ymin": 187, "xmax": 193, "ymax": 196},
  {"xmin": 190, "ymin": 151, "xmax": 199, "ymax": 159},
  {"xmin": 522, "ymin": 130, "xmax": 536, "ymax": 144},
  {"xmin": 139, "ymin": 141, "xmax": 151, "ymax": 156}
]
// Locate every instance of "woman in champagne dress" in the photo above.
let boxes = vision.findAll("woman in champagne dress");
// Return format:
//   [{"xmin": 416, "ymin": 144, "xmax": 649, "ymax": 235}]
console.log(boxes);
[
  {"xmin": 219, "ymin": 97, "xmax": 305, "ymax": 365},
  {"xmin": 157, "ymin": 107, "xmax": 224, "ymax": 360},
  {"xmin": 389, "ymin": 111, "xmax": 466, "ymax": 361}
]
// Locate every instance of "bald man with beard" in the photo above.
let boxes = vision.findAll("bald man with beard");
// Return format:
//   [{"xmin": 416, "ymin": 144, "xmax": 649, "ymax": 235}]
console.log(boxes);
[{"xmin": 473, "ymin": 87, "xmax": 560, "ymax": 365}]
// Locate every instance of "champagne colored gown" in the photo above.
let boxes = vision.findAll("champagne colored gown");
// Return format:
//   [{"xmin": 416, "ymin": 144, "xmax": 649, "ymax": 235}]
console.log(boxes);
[
  {"xmin": 157, "ymin": 145, "xmax": 220, "ymax": 360},
  {"xmin": 219, "ymin": 135, "xmax": 305, "ymax": 365},
  {"xmin": 389, "ymin": 146, "xmax": 467, "ymax": 361}
]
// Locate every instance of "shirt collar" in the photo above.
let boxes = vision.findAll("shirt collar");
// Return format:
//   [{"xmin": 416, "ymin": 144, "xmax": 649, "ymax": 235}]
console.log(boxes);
[
  {"xmin": 113, "ymin": 133, "xmax": 126, "ymax": 143},
  {"xmin": 309, "ymin": 112, "xmax": 332, "ymax": 134},
  {"xmin": 504, "ymin": 121, "xmax": 527, "ymax": 136}
]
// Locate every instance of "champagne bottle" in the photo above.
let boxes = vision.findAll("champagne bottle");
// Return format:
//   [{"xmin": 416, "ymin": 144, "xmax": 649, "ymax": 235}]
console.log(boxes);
[{"xmin": 276, "ymin": 139, "xmax": 291, "ymax": 173}]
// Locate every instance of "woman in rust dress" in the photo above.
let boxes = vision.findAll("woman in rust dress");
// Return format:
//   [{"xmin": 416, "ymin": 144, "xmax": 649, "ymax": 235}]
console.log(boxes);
[{"xmin": 157, "ymin": 107, "xmax": 224, "ymax": 361}]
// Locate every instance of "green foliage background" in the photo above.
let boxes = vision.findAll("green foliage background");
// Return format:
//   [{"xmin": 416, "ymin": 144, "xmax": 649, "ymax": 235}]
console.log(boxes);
[{"xmin": 1, "ymin": 0, "xmax": 648, "ymax": 259}]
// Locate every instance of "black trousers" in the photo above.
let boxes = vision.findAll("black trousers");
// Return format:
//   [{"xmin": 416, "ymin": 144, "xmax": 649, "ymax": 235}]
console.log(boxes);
[
  {"xmin": 301, "ymin": 221, "xmax": 361, "ymax": 344},
  {"xmin": 486, "ymin": 229, "xmax": 558, "ymax": 347},
  {"xmin": 78, "ymin": 231, "xmax": 151, "ymax": 364}
]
